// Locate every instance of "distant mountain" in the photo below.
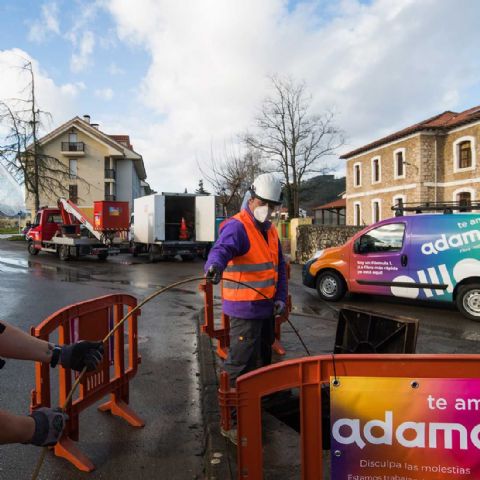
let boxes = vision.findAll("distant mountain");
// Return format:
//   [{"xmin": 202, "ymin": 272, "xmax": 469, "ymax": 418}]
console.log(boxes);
[{"xmin": 298, "ymin": 175, "xmax": 345, "ymax": 213}]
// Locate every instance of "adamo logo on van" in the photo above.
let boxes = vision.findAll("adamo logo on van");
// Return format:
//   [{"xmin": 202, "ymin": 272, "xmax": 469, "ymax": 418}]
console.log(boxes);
[{"xmin": 421, "ymin": 229, "xmax": 480, "ymax": 255}]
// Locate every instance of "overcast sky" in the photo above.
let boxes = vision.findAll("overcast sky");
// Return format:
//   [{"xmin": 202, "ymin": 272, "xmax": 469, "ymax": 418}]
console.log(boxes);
[{"xmin": 1, "ymin": 0, "xmax": 480, "ymax": 193}]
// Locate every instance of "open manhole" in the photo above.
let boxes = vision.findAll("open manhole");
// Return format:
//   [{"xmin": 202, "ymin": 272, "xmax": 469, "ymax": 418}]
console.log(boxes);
[{"xmin": 263, "ymin": 386, "xmax": 331, "ymax": 450}]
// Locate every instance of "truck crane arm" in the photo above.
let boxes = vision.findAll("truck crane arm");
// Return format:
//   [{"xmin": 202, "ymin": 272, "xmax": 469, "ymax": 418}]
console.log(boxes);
[{"xmin": 57, "ymin": 198, "xmax": 106, "ymax": 244}]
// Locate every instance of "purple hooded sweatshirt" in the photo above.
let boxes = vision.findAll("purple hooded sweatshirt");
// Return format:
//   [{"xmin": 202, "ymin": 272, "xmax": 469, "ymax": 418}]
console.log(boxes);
[{"xmin": 204, "ymin": 207, "xmax": 287, "ymax": 319}]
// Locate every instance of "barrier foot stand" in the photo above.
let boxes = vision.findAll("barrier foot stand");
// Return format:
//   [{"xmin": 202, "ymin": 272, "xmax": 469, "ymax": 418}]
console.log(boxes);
[
  {"xmin": 55, "ymin": 437, "xmax": 95, "ymax": 472},
  {"xmin": 272, "ymin": 339, "xmax": 286, "ymax": 355},
  {"xmin": 98, "ymin": 397, "xmax": 145, "ymax": 427}
]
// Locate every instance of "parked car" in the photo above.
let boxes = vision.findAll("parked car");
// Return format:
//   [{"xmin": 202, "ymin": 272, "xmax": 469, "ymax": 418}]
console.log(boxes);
[{"xmin": 303, "ymin": 212, "xmax": 480, "ymax": 321}]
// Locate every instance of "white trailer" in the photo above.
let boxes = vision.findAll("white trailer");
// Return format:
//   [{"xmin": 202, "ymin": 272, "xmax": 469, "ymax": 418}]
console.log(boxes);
[{"xmin": 131, "ymin": 193, "xmax": 216, "ymax": 261}]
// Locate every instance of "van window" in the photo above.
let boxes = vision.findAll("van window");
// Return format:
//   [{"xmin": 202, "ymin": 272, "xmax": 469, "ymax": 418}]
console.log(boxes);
[{"xmin": 357, "ymin": 223, "xmax": 405, "ymax": 253}]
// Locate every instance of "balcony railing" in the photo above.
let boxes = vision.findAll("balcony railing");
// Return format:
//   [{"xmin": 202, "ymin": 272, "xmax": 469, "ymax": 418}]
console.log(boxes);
[
  {"xmin": 105, "ymin": 194, "xmax": 116, "ymax": 201},
  {"xmin": 104, "ymin": 169, "xmax": 116, "ymax": 180},
  {"xmin": 61, "ymin": 142, "xmax": 85, "ymax": 152}
]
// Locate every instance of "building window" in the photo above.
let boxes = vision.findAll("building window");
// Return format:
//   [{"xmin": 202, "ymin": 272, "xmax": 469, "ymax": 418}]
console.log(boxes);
[
  {"xmin": 453, "ymin": 189, "xmax": 474, "ymax": 212},
  {"xmin": 459, "ymin": 141, "xmax": 472, "ymax": 169},
  {"xmin": 68, "ymin": 184, "xmax": 78, "ymax": 203},
  {"xmin": 453, "ymin": 136, "xmax": 475, "ymax": 172},
  {"xmin": 393, "ymin": 148, "xmax": 406, "ymax": 179},
  {"xmin": 392, "ymin": 195, "xmax": 407, "ymax": 215},
  {"xmin": 354, "ymin": 202, "xmax": 362, "ymax": 226},
  {"xmin": 372, "ymin": 199, "xmax": 381, "ymax": 223},
  {"xmin": 353, "ymin": 162, "xmax": 362, "ymax": 187},
  {"xmin": 69, "ymin": 159, "xmax": 77, "ymax": 179},
  {"xmin": 458, "ymin": 191, "xmax": 471, "ymax": 206},
  {"xmin": 69, "ymin": 132, "xmax": 77, "ymax": 143},
  {"xmin": 104, "ymin": 182, "xmax": 116, "ymax": 201},
  {"xmin": 371, "ymin": 157, "xmax": 381, "ymax": 184}
]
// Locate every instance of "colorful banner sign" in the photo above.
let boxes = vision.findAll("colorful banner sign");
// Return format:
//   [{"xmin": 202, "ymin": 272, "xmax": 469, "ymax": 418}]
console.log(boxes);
[{"xmin": 331, "ymin": 377, "xmax": 480, "ymax": 479}]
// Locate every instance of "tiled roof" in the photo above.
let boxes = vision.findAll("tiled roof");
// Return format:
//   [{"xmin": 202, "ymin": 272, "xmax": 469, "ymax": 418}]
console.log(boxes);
[
  {"xmin": 108, "ymin": 135, "xmax": 133, "ymax": 150},
  {"xmin": 341, "ymin": 105, "xmax": 480, "ymax": 159},
  {"xmin": 313, "ymin": 198, "xmax": 346, "ymax": 210}
]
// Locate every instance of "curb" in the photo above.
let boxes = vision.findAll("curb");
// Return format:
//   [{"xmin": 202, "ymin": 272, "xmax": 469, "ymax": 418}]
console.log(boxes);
[{"xmin": 196, "ymin": 311, "xmax": 233, "ymax": 480}]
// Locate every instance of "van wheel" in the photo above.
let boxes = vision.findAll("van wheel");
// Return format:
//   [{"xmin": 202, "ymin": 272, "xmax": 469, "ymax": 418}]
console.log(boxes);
[
  {"xmin": 59, "ymin": 245, "xmax": 69, "ymax": 261},
  {"xmin": 316, "ymin": 271, "xmax": 346, "ymax": 301},
  {"xmin": 456, "ymin": 284, "xmax": 480, "ymax": 321},
  {"xmin": 28, "ymin": 241, "xmax": 39, "ymax": 256}
]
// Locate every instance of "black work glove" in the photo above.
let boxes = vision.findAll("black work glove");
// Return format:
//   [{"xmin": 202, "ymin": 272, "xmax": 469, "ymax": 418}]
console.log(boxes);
[
  {"xmin": 29, "ymin": 407, "xmax": 68, "ymax": 447},
  {"xmin": 206, "ymin": 265, "xmax": 222, "ymax": 285},
  {"xmin": 60, "ymin": 341, "xmax": 104, "ymax": 372}
]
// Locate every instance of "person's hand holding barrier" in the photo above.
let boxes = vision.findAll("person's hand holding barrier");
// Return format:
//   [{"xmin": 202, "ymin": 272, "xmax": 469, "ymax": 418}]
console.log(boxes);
[
  {"xmin": 28, "ymin": 407, "xmax": 69, "ymax": 447},
  {"xmin": 59, "ymin": 341, "xmax": 104, "ymax": 372}
]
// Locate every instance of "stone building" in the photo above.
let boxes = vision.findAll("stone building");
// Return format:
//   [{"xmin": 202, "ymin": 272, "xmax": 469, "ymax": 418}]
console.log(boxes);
[{"xmin": 342, "ymin": 106, "xmax": 480, "ymax": 225}]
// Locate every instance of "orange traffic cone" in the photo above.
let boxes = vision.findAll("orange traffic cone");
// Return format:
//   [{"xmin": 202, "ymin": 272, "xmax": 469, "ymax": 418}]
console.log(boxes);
[{"xmin": 179, "ymin": 217, "xmax": 189, "ymax": 240}]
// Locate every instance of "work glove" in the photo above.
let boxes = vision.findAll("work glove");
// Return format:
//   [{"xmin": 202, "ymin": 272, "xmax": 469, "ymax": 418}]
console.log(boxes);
[
  {"xmin": 206, "ymin": 265, "xmax": 222, "ymax": 285},
  {"xmin": 29, "ymin": 407, "xmax": 68, "ymax": 447},
  {"xmin": 60, "ymin": 341, "xmax": 104, "ymax": 372},
  {"xmin": 274, "ymin": 300, "xmax": 286, "ymax": 316}
]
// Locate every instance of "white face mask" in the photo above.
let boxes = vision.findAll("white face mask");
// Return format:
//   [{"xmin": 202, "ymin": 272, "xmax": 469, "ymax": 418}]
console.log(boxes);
[{"xmin": 253, "ymin": 205, "xmax": 269, "ymax": 223}]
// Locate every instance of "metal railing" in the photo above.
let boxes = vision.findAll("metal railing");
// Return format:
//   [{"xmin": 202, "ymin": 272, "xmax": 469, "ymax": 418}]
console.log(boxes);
[
  {"xmin": 61, "ymin": 142, "xmax": 85, "ymax": 152},
  {"xmin": 104, "ymin": 169, "xmax": 116, "ymax": 180},
  {"xmin": 392, "ymin": 200, "xmax": 480, "ymax": 216}
]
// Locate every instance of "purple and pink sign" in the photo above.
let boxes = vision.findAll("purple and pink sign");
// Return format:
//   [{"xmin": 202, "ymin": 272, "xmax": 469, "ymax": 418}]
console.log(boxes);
[{"xmin": 331, "ymin": 377, "xmax": 480, "ymax": 479}]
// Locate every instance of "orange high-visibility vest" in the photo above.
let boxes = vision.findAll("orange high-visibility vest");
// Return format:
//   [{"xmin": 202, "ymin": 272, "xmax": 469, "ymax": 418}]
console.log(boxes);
[{"xmin": 222, "ymin": 209, "xmax": 279, "ymax": 302}]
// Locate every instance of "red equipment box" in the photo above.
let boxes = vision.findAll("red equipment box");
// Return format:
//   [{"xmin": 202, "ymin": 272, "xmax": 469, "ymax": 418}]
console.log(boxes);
[{"xmin": 93, "ymin": 201, "xmax": 129, "ymax": 231}]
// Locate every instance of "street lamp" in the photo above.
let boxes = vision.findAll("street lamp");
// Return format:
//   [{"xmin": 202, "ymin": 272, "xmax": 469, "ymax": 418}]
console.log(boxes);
[{"xmin": 17, "ymin": 211, "xmax": 22, "ymax": 234}]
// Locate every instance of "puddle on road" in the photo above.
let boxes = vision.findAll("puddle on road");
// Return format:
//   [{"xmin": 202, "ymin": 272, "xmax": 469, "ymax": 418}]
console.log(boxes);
[
  {"xmin": 0, "ymin": 257, "xmax": 29, "ymax": 268},
  {"xmin": 462, "ymin": 331, "xmax": 480, "ymax": 342},
  {"xmin": 0, "ymin": 255, "xmax": 203, "ymax": 294},
  {"xmin": 291, "ymin": 305, "xmax": 339, "ymax": 319}
]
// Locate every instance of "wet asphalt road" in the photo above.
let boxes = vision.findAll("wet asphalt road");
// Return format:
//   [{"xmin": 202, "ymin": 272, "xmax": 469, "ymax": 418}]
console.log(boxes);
[
  {"xmin": 1, "ymin": 240, "xmax": 480, "ymax": 480},
  {"xmin": 0, "ymin": 240, "xmax": 205, "ymax": 480}
]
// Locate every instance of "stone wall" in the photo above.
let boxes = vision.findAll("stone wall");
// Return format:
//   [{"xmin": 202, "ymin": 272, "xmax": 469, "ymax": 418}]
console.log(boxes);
[{"xmin": 296, "ymin": 224, "xmax": 363, "ymax": 263}]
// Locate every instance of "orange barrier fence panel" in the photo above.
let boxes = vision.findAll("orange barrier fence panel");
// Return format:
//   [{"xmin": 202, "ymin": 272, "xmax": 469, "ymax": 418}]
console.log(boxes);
[
  {"xmin": 218, "ymin": 354, "xmax": 480, "ymax": 480},
  {"xmin": 30, "ymin": 294, "xmax": 144, "ymax": 472},
  {"xmin": 199, "ymin": 262, "xmax": 292, "ymax": 359}
]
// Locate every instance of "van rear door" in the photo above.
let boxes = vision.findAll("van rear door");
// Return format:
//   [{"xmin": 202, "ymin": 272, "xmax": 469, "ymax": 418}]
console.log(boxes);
[
  {"xmin": 349, "ymin": 220, "xmax": 412, "ymax": 297},
  {"xmin": 195, "ymin": 195, "xmax": 216, "ymax": 242}
]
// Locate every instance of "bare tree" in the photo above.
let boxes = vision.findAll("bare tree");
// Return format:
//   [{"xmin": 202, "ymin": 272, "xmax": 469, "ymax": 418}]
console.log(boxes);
[
  {"xmin": 200, "ymin": 145, "xmax": 263, "ymax": 216},
  {"xmin": 245, "ymin": 75, "xmax": 344, "ymax": 217},
  {"xmin": 0, "ymin": 60, "xmax": 88, "ymax": 213}
]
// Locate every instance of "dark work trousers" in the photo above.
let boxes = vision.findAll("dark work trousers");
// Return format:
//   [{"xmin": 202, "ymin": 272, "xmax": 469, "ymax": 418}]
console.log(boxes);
[{"xmin": 224, "ymin": 316, "xmax": 276, "ymax": 388}]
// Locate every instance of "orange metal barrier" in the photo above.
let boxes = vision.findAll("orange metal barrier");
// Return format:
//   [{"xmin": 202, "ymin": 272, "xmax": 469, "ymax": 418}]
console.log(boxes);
[
  {"xmin": 219, "ymin": 354, "xmax": 480, "ymax": 479},
  {"xmin": 30, "ymin": 294, "xmax": 144, "ymax": 472},
  {"xmin": 199, "ymin": 263, "xmax": 292, "ymax": 359}
]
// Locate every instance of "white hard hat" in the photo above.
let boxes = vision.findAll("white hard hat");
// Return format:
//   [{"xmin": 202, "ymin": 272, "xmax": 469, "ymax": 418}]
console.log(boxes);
[{"xmin": 251, "ymin": 173, "xmax": 283, "ymax": 205}]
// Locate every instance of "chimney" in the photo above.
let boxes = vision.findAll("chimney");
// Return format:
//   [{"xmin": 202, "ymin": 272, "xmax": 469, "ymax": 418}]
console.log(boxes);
[
  {"xmin": 91, "ymin": 123, "xmax": 99, "ymax": 130},
  {"xmin": 83, "ymin": 114, "xmax": 91, "ymax": 123}
]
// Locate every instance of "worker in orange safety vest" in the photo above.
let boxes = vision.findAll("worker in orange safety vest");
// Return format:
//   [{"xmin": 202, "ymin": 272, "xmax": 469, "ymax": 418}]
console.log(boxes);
[{"xmin": 205, "ymin": 173, "xmax": 287, "ymax": 444}]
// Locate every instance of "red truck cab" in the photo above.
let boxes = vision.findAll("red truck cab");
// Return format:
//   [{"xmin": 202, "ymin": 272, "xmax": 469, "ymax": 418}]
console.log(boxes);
[{"xmin": 27, "ymin": 208, "xmax": 63, "ymax": 254}]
